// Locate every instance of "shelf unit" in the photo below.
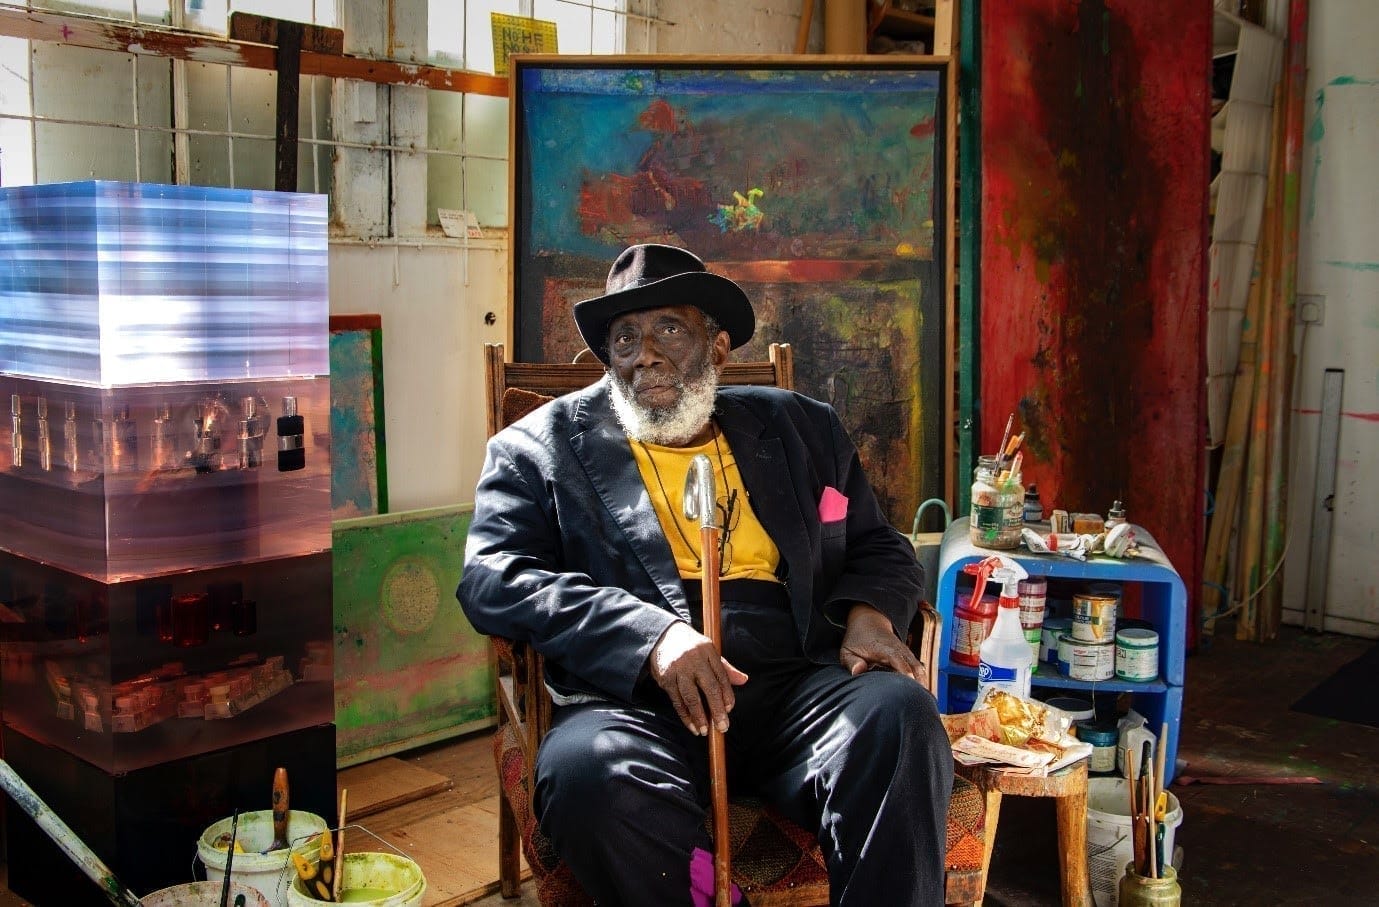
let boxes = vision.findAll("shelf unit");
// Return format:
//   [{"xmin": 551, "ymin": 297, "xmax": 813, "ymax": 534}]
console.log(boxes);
[
  {"xmin": 935, "ymin": 517, "xmax": 1187, "ymax": 783},
  {"xmin": 867, "ymin": 1, "xmax": 955, "ymax": 55}
]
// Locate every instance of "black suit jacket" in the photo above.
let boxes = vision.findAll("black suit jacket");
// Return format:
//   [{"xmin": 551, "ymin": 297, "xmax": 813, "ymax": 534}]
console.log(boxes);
[{"xmin": 457, "ymin": 378, "xmax": 923, "ymax": 704}]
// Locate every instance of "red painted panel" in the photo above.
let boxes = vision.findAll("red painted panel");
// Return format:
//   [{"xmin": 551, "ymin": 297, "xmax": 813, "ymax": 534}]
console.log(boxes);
[{"xmin": 980, "ymin": 1, "xmax": 1210, "ymax": 646}]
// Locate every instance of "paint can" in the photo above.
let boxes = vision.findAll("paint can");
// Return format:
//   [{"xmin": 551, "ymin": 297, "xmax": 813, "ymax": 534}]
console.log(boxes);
[
  {"xmin": 286, "ymin": 852, "xmax": 426, "ymax": 907},
  {"xmin": 1087, "ymin": 778, "xmax": 1183, "ymax": 907},
  {"xmin": 1018, "ymin": 576, "xmax": 1048, "ymax": 663},
  {"xmin": 950, "ymin": 588, "xmax": 998, "ymax": 667},
  {"xmin": 1072, "ymin": 593, "xmax": 1119, "ymax": 643},
  {"xmin": 1115, "ymin": 628, "xmax": 1160, "ymax": 682},
  {"xmin": 198, "ymin": 809, "xmax": 329, "ymax": 907},
  {"xmin": 1059, "ymin": 633, "xmax": 1115, "ymax": 681},
  {"xmin": 1044, "ymin": 695, "xmax": 1095, "ymax": 723},
  {"xmin": 1041, "ymin": 617, "xmax": 1072, "ymax": 664},
  {"xmin": 144, "ymin": 882, "xmax": 270, "ymax": 907},
  {"xmin": 1075, "ymin": 719, "xmax": 1121, "ymax": 775}
]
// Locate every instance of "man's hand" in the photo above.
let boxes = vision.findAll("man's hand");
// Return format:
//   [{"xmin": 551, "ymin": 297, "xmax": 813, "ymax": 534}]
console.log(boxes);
[
  {"xmin": 839, "ymin": 603, "xmax": 924, "ymax": 682},
  {"xmin": 649, "ymin": 622, "xmax": 749, "ymax": 736}
]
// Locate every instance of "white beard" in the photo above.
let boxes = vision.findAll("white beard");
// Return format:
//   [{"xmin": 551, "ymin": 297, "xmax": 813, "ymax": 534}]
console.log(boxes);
[{"xmin": 609, "ymin": 355, "xmax": 719, "ymax": 447}]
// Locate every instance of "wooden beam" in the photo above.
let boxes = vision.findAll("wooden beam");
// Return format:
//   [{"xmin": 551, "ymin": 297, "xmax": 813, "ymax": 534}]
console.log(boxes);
[
  {"xmin": 0, "ymin": 6, "xmax": 507, "ymax": 97},
  {"xmin": 273, "ymin": 19, "xmax": 303, "ymax": 192},
  {"xmin": 228, "ymin": 11, "xmax": 343, "ymax": 55}
]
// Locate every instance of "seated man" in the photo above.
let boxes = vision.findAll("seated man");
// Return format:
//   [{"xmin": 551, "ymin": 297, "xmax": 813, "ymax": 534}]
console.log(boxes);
[{"xmin": 458, "ymin": 243, "xmax": 953, "ymax": 906}]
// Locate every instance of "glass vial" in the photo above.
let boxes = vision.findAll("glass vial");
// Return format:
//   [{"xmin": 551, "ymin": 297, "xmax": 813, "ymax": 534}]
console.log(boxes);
[
  {"xmin": 969, "ymin": 454, "xmax": 1025, "ymax": 549},
  {"xmin": 276, "ymin": 396, "xmax": 305, "ymax": 471},
  {"xmin": 9, "ymin": 394, "xmax": 22, "ymax": 469},
  {"xmin": 171, "ymin": 592, "xmax": 210, "ymax": 647},
  {"xmin": 207, "ymin": 580, "xmax": 242, "ymax": 633},
  {"xmin": 110, "ymin": 405, "xmax": 138, "ymax": 473},
  {"xmin": 151, "ymin": 402, "xmax": 180, "ymax": 471},
  {"xmin": 233, "ymin": 598, "xmax": 258, "ymax": 637},
  {"xmin": 35, "ymin": 396, "xmax": 52, "ymax": 471},
  {"xmin": 63, "ymin": 401, "xmax": 80, "ymax": 473}
]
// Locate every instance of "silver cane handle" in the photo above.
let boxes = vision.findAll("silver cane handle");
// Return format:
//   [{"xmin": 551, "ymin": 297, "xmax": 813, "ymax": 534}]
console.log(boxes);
[{"xmin": 683, "ymin": 453, "xmax": 717, "ymax": 530}]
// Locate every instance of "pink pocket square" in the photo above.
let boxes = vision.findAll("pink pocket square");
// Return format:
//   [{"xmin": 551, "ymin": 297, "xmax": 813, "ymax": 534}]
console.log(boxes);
[{"xmin": 818, "ymin": 485, "xmax": 849, "ymax": 522}]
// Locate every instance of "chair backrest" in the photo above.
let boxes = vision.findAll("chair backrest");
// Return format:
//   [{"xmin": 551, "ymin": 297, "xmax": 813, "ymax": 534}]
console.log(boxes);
[{"xmin": 484, "ymin": 341, "xmax": 795, "ymax": 436}]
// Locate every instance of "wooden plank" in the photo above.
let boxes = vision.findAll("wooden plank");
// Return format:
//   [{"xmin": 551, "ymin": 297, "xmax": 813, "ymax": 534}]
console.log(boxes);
[
  {"xmin": 274, "ymin": 19, "xmax": 303, "ymax": 192},
  {"xmin": 339, "ymin": 756, "xmax": 454, "ymax": 820},
  {"xmin": 0, "ymin": 6, "xmax": 506, "ymax": 96},
  {"xmin": 228, "ymin": 11, "xmax": 343, "ymax": 55}
]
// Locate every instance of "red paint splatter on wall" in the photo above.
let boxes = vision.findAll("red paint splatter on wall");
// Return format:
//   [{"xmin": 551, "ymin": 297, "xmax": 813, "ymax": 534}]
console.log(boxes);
[{"xmin": 981, "ymin": 1, "xmax": 1210, "ymax": 644}]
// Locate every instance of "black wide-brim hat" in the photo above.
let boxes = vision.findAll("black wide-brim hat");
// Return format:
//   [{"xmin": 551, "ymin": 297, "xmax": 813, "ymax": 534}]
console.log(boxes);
[{"xmin": 573, "ymin": 244, "xmax": 755, "ymax": 364}]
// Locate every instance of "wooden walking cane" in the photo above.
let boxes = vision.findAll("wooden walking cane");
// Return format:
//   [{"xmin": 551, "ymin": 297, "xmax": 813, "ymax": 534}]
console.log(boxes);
[{"xmin": 684, "ymin": 453, "xmax": 732, "ymax": 907}]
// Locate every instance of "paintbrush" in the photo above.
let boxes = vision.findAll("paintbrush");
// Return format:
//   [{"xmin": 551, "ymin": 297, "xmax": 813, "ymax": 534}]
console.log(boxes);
[
  {"xmin": 994, "ymin": 413, "xmax": 1014, "ymax": 466},
  {"xmin": 269, "ymin": 767, "xmax": 289, "ymax": 852},
  {"xmin": 332, "ymin": 788, "xmax": 348, "ymax": 901},
  {"xmin": 220, "ymin": 809, "xmax": 239, "ymax": 907}
]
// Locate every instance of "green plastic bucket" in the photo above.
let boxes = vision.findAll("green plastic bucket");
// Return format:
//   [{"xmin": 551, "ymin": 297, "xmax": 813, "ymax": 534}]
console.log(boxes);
[
  {"xmin": 285, "ymin": 851, "xmax": 426, "ymax": 906},
  {"xmin": 197, "ymin": 810, "xmax": 329, "ymax": 907}
]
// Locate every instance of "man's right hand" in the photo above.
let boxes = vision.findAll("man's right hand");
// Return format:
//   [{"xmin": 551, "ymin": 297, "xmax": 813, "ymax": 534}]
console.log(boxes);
[{"xmin": 648, "ymin": 622, "xmax": 749, "ymax": 736}]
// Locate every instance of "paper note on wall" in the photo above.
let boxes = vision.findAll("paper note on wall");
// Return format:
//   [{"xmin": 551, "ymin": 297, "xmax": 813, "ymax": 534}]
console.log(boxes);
[{"xmin": 491, "ymin": 13, "xmax": 558, "ymax": 77}]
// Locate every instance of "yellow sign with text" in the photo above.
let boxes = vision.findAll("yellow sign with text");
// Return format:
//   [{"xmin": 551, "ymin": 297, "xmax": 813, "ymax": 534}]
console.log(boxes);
[{"xmin": 491, "ymin": 13, "xmax": 559, "ymax": 77}]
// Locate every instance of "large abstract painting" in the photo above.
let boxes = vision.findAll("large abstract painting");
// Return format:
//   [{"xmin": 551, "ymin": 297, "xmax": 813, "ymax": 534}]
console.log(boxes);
[
  {"xmin": 979, "ymin": 3, "xmax": 1208, "ymax": 644},
  {"xmin": 512, "ymin": 56, "xmax": 952, "ymax": 528}
]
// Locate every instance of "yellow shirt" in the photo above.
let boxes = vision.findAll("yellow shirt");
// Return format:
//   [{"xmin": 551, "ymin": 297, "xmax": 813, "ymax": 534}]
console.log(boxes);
[{"xmin": 629, "ymin": 432, "xmax": 780, "ymax": 582}]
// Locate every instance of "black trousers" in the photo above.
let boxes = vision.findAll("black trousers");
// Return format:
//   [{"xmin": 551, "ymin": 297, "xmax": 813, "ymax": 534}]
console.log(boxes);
[{"xmin": 534, "ymin": 582, "xmax": 954, "ymax": 906}]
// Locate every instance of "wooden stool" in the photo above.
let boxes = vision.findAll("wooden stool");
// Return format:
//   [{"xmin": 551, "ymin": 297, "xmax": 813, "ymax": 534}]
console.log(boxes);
[{"xmin": 958, "ymin": 759, "xmax": 1092, "ymax": 907}]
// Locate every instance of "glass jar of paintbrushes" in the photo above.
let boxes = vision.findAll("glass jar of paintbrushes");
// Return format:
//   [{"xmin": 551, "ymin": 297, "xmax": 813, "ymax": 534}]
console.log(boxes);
[{"xmin": 970, "ymin": 416, "xmax": 1025, "ymax": 549}]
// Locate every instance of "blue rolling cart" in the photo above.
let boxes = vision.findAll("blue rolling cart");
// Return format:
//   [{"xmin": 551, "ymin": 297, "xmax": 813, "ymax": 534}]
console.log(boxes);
[{"xmin": 935, "ymin": 517, "xmax": 1187, "ymax": 783}]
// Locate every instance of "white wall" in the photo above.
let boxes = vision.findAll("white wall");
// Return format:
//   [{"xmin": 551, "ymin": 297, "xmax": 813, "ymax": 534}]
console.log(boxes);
[
  {"xmin": 329, "ymin": 240, "xmax": 508, "ymax": 512},
  {"xmin": 627, "ymin": 0, "xmax": 821, "ymax": 53},
  {"xmin": 1281, "ymin": 0, "xmax": 1379, "ymax": 637}
]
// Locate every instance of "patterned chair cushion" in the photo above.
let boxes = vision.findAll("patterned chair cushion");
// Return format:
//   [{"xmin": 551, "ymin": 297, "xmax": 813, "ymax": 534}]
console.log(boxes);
[{"xmin": 495, "ymin": 721, "xmax": 984, "ymax": 904}]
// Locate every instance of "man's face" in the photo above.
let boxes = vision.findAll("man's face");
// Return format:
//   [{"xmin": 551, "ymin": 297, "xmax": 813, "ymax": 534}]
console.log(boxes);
[{"xmin": 605, "ymin": 304, "xmax": 729, "ymax": 446}]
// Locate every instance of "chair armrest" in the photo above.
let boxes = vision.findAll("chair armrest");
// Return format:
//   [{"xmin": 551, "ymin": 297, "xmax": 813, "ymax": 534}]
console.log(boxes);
[
  {"xmin": 490, "ymin": 634, "xmax": 554, "ymax": 761},
  {"xmin": 906, "ymin": 601, "xmax": 941, "ymax": 696}
]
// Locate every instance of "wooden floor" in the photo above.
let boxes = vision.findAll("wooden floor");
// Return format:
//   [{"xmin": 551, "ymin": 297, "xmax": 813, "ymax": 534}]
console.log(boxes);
[{"xmin": 2, "ymin": 621, "xmax": 1377, "ymax": 905}]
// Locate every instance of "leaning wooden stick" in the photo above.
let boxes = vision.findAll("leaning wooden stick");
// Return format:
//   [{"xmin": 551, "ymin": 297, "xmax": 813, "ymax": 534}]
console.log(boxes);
[
  {"xmin": 685, "ymin": 454, "xmax": 732, "ymax": 907},
  {"xmin": 333, "ymin": 788, "xmax": 348, "ymax": 901}
]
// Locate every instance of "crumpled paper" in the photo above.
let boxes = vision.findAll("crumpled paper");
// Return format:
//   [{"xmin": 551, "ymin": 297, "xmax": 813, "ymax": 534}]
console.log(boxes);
[{"xmin": 1021, "ymin": 522, "xmax": 1139, "ymax": 561}]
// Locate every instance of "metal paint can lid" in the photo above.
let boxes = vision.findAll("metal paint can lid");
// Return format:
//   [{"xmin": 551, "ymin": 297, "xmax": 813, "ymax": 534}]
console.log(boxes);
[
  {"xmin": 1075, "ymin": 719, "xmax": 1120, "ymax": 747},
  {"xmin": 1116, "ymin": 627, "xmax": 1159, "ymax": 648}
]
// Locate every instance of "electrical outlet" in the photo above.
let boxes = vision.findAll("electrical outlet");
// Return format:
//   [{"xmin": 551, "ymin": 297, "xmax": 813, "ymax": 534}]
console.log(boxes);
[{"xmin": 1297, "ymin": 294, "xmax": 1325, "ymax": 326}]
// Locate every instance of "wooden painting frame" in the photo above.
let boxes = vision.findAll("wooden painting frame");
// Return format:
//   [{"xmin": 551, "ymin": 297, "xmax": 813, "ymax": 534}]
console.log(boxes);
[{"xmin": 508, "ymin": 54, "xmax": 957, "ymax": 527}]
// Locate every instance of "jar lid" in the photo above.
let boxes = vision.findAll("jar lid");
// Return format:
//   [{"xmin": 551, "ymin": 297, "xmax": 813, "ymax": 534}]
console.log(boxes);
[
  {"xmin": 1075, "ymin": 719, "xmax": 1119, "ymax": 746},
  {"xmin": 1116, "ymin": 627, "xmax": 1159, "ymax": 646}
]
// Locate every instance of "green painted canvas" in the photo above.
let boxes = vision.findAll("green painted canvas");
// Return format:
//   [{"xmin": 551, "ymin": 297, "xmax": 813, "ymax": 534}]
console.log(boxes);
[{"xmin": 332, "ymin": 505, "xmax": 493, "ymax": 766}]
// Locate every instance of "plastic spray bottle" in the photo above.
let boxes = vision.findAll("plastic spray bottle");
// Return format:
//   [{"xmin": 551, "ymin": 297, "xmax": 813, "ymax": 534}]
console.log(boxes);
[{"xmin": 972, "ymin": 554, "xmax": 1033, "ymax": 700}]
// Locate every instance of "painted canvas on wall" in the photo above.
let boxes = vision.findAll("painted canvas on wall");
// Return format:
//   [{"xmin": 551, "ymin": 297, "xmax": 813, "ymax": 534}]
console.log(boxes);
[
  {"xmin": 332, "ymin": 505, "xmax": 492, "ymax": 766},
  {"xmin": 512, "ymin": 57, "xmax": 952, "ymax": 527},
  {"xmin": 330, "ymin": 315, "xmax": 389, "ymax": 519},
  {"xmin": 978, "ymin": 2, "xmax": 1209, "ymax": 642}
]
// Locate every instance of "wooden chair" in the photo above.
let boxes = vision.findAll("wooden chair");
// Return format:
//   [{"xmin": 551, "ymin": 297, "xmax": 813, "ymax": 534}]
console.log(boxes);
[{"xmin": 480, "ymin": 341, "xmax": 987, "ymax": 905}]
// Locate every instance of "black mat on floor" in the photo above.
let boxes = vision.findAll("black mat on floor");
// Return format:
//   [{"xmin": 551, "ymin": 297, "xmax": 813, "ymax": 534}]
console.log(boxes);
[{"xmin": 1291, "ymin": 642, "xmax": 1379, "ymax": 728}]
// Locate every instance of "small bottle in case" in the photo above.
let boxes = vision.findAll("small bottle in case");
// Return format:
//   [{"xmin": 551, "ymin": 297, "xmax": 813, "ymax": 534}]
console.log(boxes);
[
  {"xmin": 276, "ymin": 396, "xmax": 305, "ymax": 471},
  {"xmin": 9, "ymin": 394, "xmax": 23, "ymax": 469},
  {"xmin": 63, "ymin": 401, "xmax": 80, "ymax": 472}
]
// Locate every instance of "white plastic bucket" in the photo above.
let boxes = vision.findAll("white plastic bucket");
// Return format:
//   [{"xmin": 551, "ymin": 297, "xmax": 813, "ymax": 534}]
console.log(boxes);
[
  {"xmin": 1086, "ymin": 777, "xmax": 1183, "ymax": 907},
  {"xmin": 143, "ymin": 881, "xmax": 271, "ymax": 907},
  {"xmin": 286, "ymin": 851, "xmax": 426, "ymax": 907},
  {"xmin": 197, "ymin": 810, "xmax": 329, "ymax": 907}
]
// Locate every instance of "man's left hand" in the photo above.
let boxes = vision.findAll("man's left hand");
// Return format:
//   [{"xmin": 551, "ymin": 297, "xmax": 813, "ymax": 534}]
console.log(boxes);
[{"xmin": 839, "ymin": 604, "xmax": 924, "ymax": 682}]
